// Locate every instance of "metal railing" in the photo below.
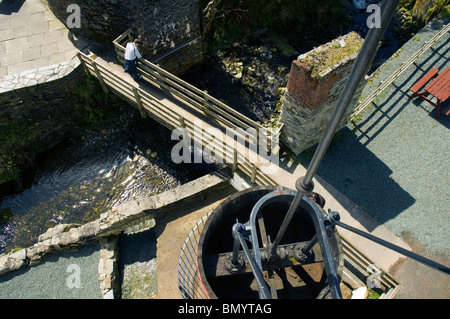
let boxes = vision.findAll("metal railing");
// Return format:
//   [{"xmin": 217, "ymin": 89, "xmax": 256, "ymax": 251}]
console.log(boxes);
[
  {"xmin": 177, "ymin": 212, "xmax": 211, "ymax": 299},
  {"xmin": 177, "ymin": 211, "xmax": 400, "ymax": 299}
]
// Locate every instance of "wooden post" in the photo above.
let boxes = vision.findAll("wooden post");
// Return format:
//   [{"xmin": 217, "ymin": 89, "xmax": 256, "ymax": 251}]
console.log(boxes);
[
  {"xmin": 91, "ymin": 61, "xmax": 108, "ymax": 93},
  {"xmin": 232, "ymin": 147, "xmax": 238, "ymax": 172},
  {"xmin": 76, "ymin": 52, "xmax": 89, "ymax": 74},
  {"xmin": 133, "ymin": 87, "xmax": 146, "ymax": 118},
  {"xmin": 251, "ymin": 164, "xmax": 257, "ymax": 184},
  {"xmin": 179, "ymin": 116, "xmax": 186, "ymax": 128}
]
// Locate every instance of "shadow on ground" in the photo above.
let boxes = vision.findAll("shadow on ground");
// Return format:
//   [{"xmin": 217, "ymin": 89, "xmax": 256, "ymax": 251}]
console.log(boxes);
[
  {"xmin": 0, "ymin": 0, "xmax": 25, "ymax": 15},
  {"xmin": 300, "ymin": 127, "xmax": 415, "ymax": 232}
]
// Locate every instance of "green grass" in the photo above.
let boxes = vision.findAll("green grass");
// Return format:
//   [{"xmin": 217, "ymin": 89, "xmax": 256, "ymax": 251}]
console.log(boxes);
[{"xmin": 302, "ymin": 32, "xmax": 363, "ymax": 78}]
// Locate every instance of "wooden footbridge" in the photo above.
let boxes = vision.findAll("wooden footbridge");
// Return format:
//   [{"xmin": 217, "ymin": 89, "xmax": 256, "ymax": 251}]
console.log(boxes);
[{"xmin": 76, "ymin": 30, "xmax": 281, "ymax": 186}]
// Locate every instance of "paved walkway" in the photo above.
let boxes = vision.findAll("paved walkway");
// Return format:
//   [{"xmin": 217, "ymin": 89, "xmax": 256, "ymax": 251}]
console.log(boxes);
[{"xmin": 0, "ymin": 0, "xmax": 82, "ymax": 78}]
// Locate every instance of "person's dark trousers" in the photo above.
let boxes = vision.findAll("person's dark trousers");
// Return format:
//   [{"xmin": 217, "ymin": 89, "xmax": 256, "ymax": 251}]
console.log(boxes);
[{"xmin": 124, "ymin": 59, "xmax": 142, "ymax": 82}]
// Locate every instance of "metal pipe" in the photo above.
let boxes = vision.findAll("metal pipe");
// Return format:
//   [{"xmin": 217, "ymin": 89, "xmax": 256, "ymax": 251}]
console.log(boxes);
[
  {"xmin": 273, "ymin": 0, "xmax": 399, "ymax": 259},
  {"xmin": 270, "ymin": 190, "xmax": 305, "ymax": 256},
  {"xmin": 302, "ymin": 234, "xmax": 318, "ymax": 254},
  {"xmin": 233, "ymin": 224, "xmax": 272, "ymax": 299},
  {"xmin": 333, "ymin": 219, "xmax": 450, "ymax": 275},
  {"xmin": 231, "ymin": 232, "xmax": 242, "ymax": 266},
  {"xmin": 303, "ymin": 0, "xmax": 399, "ymax": 187}
]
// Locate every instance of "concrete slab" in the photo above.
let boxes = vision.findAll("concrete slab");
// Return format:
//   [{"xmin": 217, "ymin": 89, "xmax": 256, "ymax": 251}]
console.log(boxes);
[
  {"xmin": 8, "ymin": 61, "xmax": 31, "ymax": 74},
  {"xmin": 154, "ymin": 184, "xmax": 236, "ymax": 299},
  {"xmin": 22, "ymin": 46, "xmax": 42, "ymax": 62},
  {"xmin": 0, "ymin": 17, "xmax": 11, "ymax": 30},
  {"xmin": 7, "ymin": 60, "xmax": 30, "ymax": 74},
  {"xmin": 0, "ymin": 66, "xmax": 7, "ymax": 77},
  {"xmin": 29, "ymin": 57, "xmax": 49, "ymax": 69},
  {"xmin": 0, "ymin": 28, "xmax": 15, "ymax": 41},
  {"xmin": 5, "ymin": 36, "xmax": 28, "ymax": 51},
  {"xmin": 1, "ymin": 51, "xmax": 23, "ymax": 66},
  {"xmin": 48, "ymin": 19, "xmax": 66, "ymax": 32}
]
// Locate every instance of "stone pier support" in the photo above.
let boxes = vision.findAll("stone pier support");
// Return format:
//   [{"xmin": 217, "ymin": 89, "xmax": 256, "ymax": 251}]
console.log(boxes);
[{"xmin": 279, "ymin": 32, "xmax": 367, "ymax": 155}]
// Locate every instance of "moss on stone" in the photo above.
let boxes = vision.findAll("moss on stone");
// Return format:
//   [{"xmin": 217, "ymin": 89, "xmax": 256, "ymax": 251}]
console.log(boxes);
[{"xmin": 301, "ymin": 32, "xmax": 363, "ymax": 78}]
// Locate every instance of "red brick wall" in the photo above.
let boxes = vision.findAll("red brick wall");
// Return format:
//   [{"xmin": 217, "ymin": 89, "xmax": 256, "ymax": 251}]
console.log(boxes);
[{"xmin": 286, "ymin": 60, "xmax": 341, "ymax": 111}]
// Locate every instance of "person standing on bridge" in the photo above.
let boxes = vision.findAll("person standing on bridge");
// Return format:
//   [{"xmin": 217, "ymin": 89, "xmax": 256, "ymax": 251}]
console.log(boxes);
[{"xmin": 124, "ymin": 38, "xmax": 144, "ymax": 82}]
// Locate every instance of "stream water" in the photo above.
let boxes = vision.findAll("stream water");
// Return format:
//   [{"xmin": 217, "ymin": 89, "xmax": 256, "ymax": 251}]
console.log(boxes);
[
  {"xmin": 0, "ymin": 108, "xmax": 213, "ymax": 254},
  {"xmin": 0, "ymin": 2, "xmax": 406, "ymax": 256}
]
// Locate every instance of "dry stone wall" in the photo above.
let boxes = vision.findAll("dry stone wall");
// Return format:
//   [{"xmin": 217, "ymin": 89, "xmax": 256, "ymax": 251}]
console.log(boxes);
[
  {"xmin": 0, "ymin": 59, "xmax": 85, "ymax": 185},
  {"xmin": 44, "ymin": 0, "xmax": 203, "ymax": 75},
  {"xmin": 0, "ymin": 171, "xmax": 230, "ymax": 284},
  {"xmin": 0, "ymin": 59, "xmax": 84, "ymax": 127}
]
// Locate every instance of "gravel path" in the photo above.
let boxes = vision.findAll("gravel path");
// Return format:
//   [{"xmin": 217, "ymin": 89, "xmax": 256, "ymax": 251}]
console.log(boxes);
[
  {"xmin": 118, "ymin": 226, "xmax": 158, "ymax": 299},
  {"xmin": 303, "ymin": 15, "xmax": 450, "ymax": 259},
  {"xmin": 0, "ymin": 243, "xmax": 102, "ymax": 299}
]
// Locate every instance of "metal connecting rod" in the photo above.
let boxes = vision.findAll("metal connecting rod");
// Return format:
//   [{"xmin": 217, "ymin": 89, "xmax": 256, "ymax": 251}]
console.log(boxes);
[
  {"xmin": 301, "ymin": 210, "xmax": 450, "ymax": 275},
  {"xmin": 232, "ymin": 223, "xmax": 272, "ymax": 299},
  {"xmin": 328, "ymin": 214, "xmax": 450, "ymax": 275}
]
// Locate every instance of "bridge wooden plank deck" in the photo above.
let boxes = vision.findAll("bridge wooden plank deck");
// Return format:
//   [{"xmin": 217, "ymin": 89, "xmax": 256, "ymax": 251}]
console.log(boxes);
[{"xmin": 77, "ymin": 52, "xmax": 279, "ymax": 186}]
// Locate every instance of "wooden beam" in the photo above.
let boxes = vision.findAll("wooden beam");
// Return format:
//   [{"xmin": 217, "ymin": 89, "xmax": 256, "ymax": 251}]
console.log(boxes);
[
  {"xmin": 91, "ymin": 61, "xmax": 109, "ymax": 93},
  {"xmin": 179, "ymin": 116, "xmax": 186, "ymax": 128},
  {"xmin": 132, "ymin": 87, "xmax": 146, "ymax": 118},
  {"xmin": 76, "ymin": 52, "xmax": 89, "ymax": 74},
  {"xmin": 251, "ymin": 164, "xmax": 258, "ymax": 184}
]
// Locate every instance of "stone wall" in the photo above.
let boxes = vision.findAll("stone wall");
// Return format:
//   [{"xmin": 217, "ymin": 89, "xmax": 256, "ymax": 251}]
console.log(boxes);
[
  {"xmin": 153, "ymin": 38, "xmax": 203, "ymax": 76},
  {"xmin": 0, "ymin": 170, "xmax": 230, "ymax": 298},
  {"xmin": 279, "ymin": 32, "xmax": 367, "ymax": 155},
  {"xmin": 44, "ymin": 0, "xmax": 203, "ymax": 74},
  {"xmin": 0, "ymin": 59, "xmax": 83, "ymax": 126},
  {"xmin": 0, "ymin": 59, "xmax": 85, "ymax": 184}
]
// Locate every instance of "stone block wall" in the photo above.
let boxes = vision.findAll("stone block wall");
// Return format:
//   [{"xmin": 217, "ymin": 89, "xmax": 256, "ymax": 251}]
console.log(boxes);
[
  {"xmin": 154, "ymin": 39, "xmax": 203, "ymax": 76},
  {"xmin": 279, "ymin": 32, "xmax": 367, "ymax": 155},
  {"xmin": 0, "ymin": 60, "xmax": 85, "ymax": 181},
  {"xmin": 0, "ymin": 170, "xmax": 230, "ymax": 298},
  {"xmin": 44, "ymin": 0, "xmax": 203, "ymax": 74},
  {"xmin": 0, "ymin": 60, "xmax": 86, "ymax": 183},
  {"xmin": 0, "ymin": 60, "xmax": 84, "ymax": 126}
]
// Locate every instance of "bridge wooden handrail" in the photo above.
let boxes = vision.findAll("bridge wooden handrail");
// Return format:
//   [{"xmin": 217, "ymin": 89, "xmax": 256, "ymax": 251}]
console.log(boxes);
[
  {"xmin": 112, "ymin": 29, "xmax": 281, "ymax": 141},
  {"xmin": 77, "ymin": 52, "xmax": 278, "ymax": 186}
]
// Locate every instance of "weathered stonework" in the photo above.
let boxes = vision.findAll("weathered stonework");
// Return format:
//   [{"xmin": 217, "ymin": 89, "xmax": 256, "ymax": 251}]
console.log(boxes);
[
  {"xmin": 0, "ymin": 59, "xmax": 86, "ymax": 185},
  {"xmin": 0, "ymin": 59, "xmax": 83, "ymax": 122},
  {"xmin": 152, "ymin": 39, "xmax": 203, "ymax": 76},
  {"xmin": 98, "ymin": 236, "xmax": 119, "ymax": 299},
  {"xmin": 0, "ymin": 170, "xmax": 230, "ymax": 284},
  {"xmin": 44, "ymin": 0, "xmax": 203, "ymax": 75},
  {"xmin": 0, "ymin": 59, "xmax": 85, "ymax": 151},
  {"xmin": 280, "ymin": 32, "xmax": 367, "ymax": 155}
]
